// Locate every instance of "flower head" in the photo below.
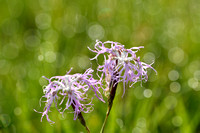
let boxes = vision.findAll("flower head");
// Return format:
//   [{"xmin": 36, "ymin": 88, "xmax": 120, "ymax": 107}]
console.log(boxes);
[
  {"xmin": 89, "ymin": 40, "xmax": 157, "ymax": 96},
  {"xmin": 35, "ymin": 68, "xmax": 104, "ymax": 124}
]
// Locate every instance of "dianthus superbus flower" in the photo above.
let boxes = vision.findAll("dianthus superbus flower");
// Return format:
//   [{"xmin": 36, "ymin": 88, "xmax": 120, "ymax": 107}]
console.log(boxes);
[
  {"xmin": 89, "ymin": 40, "xmax": 156, "ymax": 96},
  {"xmin": 35, "ymin": 68, "xmax": 104, "ymax": 124},
  {"xmin": 89, "ymin": 40, "xmax": 156, "ymax": 133}
]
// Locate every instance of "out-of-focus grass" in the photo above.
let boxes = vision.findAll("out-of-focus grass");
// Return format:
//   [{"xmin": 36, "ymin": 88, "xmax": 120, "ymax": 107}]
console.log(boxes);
[{"xmin": 0, "ymin": 0, "xmax": 200, "ymax": 132}]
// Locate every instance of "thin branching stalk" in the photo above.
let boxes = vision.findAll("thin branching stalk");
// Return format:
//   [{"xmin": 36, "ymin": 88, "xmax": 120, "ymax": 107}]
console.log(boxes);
[
  {"xmin": 71, "ymin": 101, "xmax": 90, "ymax": 133},
  {"xmin": 100, "ymin": 77, "xmax": 118, "ymax": 133}
]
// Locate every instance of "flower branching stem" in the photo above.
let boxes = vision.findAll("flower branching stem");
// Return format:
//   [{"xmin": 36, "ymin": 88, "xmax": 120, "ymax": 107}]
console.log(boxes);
[
  {"xmin": 71, "ymin": 101, "xmax": 90, "ymax": 133},
  {"xmin": 100, "ymin": 73, "xmax": 118, "ymax": 133}
]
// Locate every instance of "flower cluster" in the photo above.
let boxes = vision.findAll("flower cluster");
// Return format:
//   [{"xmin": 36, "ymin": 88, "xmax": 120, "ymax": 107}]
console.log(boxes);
[
  {"xmin": 89, "ymin": 40, "xmax": 157, "ymax": 96},
  {"xmin": 35, "ymin": 68, "xmax": 104, "ymax": 124},
  {"xmin": 36, "ymin": 40, "xmax": 156, "ymax": 127}
]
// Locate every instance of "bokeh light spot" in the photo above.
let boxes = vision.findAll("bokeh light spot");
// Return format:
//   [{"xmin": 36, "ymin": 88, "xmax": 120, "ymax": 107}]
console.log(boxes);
[
  {"xmin": 168, "ymin": 47, "xmax": 184, "ymax": 64},
  {"xmin": 143, "ymin": 89, "xmax": 152, "ymax": 98},
  {"xmin": 168, "ymin": 70, "xmax": 179, "ymax": 81},
  {"xmin": 14, "ymin": 107, "xmax": 22, "ymax": 116},
  {"xmin": 136, "ymin": 118, "xmax": 146, "ymax": 128},
  {"xmin": 24, "ymin": 30, "xmax": 41, "ymax": 50},
  {"xmin": 194, "ymin": 70, "xmax": 200, "ymax": 80},
  {"xmin": 143, "ymin": 52, "xmax": 155, "ymax": 64},
  {"xmin": 188, "ymin": 60, "xmax": 200, "ymax": 73},
  {"xmin": 170, "ymin": 82, "xmax": 181, "ymax": 93},
  {"xmin": 88, "ymin": 24, "xmax": 105, "ymax": 40},
  {"xmin": 116, "ymin": 118, "xmax": 123, "ymax": 128},
  {"xmin": 188, "ymin": 78, "xmax": 199, "ymax": 90},
  {"xmin": 172, "ymin": 116, "xmax": 183, "ymax": 127},
  {"xmin": 39, "ymin": 77, "xmax": 48, "ymax": 86},
  {"xmin": 38, "ymin": 55, "xmax": 44, "ymax": 61},
  {"xmin": 132, "ymin": 127, "xmax": 142, "ymax": 133},
  {"xmin": 78, "ymin": 56, "xmax": 90, "ymax": 69},
  {"xmin": 166, "ymin": 18, "xmax": 185, "ymax": 38},
  {"xmin": 44, "ymin": 29, "xmax": 59, "ymax": 43},
  {"xmin": 45, "ymin": 51, "xmax": 56, "ymax": 63},
  {"xmin": 35, "ymin": 13, "xmax": 51, "ymax": 30},
  {"xmin": 24, "ymin": 35, "xmax": 40, "ymax": 48},
  {"xmin": 39, "ymin": 0, "xmax": 53, "ymax": 11}
]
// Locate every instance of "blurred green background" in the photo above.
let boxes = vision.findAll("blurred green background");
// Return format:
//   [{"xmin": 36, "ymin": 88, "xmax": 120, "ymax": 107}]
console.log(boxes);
[{"xmin": 0, "ymin": 0, "xmax": 200, "ymax": 132}]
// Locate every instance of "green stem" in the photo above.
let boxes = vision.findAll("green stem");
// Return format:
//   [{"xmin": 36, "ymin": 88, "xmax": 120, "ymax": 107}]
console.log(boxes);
[
  {"xmin": 100, "ymin": 80, "xmax": 118, "ymax": 133},
  {"xmin": 71, "ymin": 102, "xmax": 90, "ymax": 133}
]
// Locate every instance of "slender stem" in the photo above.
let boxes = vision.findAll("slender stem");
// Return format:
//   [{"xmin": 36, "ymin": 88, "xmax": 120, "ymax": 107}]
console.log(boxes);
[
  {"xmin": 100, "ymin": 79, "xmax": 118, "ymax": 133},
  {"xmin": 78, "ymin": 112, "xmax": 90, "ymax": 133},
  {"xmin": 71, "ymin": 102, "xmax": 90, "ymax": 133}
]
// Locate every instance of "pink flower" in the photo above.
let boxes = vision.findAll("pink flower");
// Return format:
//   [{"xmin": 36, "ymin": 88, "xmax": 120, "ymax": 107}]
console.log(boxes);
[
  {"xmin": 35, "ymin": 68, "xmax": 104, "ymax": 124},
  {"xmin": 89, "ymin": 40, "xmax": 157, "ymax": 96}
]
